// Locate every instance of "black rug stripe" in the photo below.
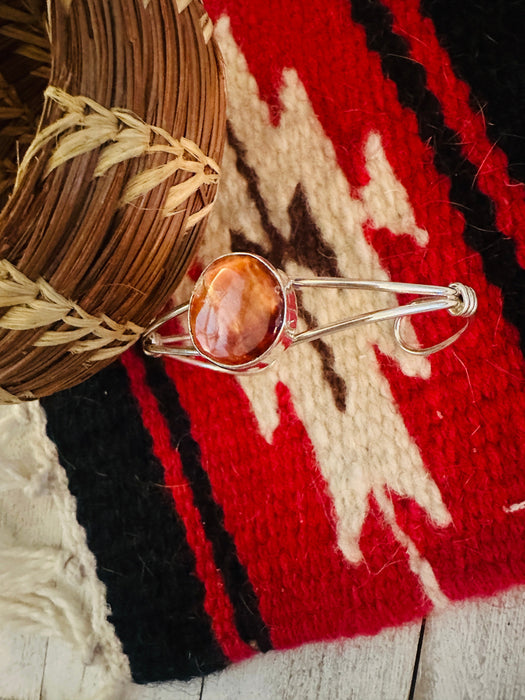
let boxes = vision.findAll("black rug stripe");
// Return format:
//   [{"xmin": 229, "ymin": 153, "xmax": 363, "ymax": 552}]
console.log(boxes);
[
  {"xmin": 41, "ymin": 361, "xmax": 228, "ymax": 683},
  {"xmin": 143, "ymin": 354, "xmax": 273, "ymax": 653},
  {"xmin": 349, "ymin": 0, "xmax": 525, "ymax": 357},
  {"xmin": 421, "ymin": 0, "xmax": 525, "ymax": 184}
]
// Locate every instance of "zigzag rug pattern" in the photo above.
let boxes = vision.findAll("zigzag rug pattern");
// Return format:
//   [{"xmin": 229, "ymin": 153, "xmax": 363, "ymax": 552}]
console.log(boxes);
[{"xmin": 41, "ymin": 0, "xmax": 525, "ymax": 683}]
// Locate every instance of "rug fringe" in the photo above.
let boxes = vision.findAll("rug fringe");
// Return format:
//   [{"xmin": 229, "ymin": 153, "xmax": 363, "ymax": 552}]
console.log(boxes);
[{"xmin": 0, "ymin": 403, "xmax": 131, "ymax": 686}]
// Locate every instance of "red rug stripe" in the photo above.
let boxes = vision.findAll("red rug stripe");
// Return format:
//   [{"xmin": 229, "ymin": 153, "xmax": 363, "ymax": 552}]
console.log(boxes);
[
  {"xmin": 370, "ymin": 225, "xmax": 525, "ymax": 598},
  {"xmin": 382, "ymin": 0, "xmax": 525, "ymax": 267},
  {"xmin": 120, "ymin": 351, "xmax": 254, "ymax": 662},
  {"xmin": 356, "ymin": 0, "xmax": 525, "ymax": 597},
  {"xmin": 206, "ymin": 0, "xmax": 460, "ymax": 206},
  {"xmin": 166, "ymin": 360, "xmax": 431, "ymax": 648},
  {"xmin": 205, "ymin": 0, "xmax": 525, "ymax": 599}
]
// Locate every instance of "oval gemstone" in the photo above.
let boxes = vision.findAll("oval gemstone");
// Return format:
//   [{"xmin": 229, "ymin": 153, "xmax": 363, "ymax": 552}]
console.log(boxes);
[{"xmin": 189, "ymin": 254, "xmax": 285, "ymax": 367}]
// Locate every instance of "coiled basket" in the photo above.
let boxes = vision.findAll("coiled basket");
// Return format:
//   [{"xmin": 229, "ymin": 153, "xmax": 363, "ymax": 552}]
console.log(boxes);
[{"xmin": 0, "ymin": 0, "xmax": 226, "ymax": 402}]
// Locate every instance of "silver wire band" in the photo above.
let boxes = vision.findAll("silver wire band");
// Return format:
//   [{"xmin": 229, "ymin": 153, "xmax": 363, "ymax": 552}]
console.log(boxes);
[
  {"xmin": 142, "ymin": 268, "xmax": 477, "ymax": 368},
  {"xmin": 142, "ymin": 303, "xmax": 199, "ymax": 357},
  {"xmin": 290, "ymin": 279, "xmax": 476, "ymax": 347}
]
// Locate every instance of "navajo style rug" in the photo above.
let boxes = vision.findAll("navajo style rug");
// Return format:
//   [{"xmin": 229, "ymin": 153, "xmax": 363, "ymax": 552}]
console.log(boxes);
[{"xmin": 6, "ymin": 0, "xmax": 525, "ymax": 686}]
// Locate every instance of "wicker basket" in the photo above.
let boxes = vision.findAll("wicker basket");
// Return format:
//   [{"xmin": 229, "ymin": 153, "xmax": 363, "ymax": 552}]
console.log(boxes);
[{"xmin": 0, "ymin": 0, "xmax": 226, "ymax": 402}]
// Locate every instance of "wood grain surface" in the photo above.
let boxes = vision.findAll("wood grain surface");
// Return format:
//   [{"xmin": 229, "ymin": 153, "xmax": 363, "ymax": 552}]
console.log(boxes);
[{"xmin": 1, "ymin": 587, "xmax": 524, "ymax": 700}]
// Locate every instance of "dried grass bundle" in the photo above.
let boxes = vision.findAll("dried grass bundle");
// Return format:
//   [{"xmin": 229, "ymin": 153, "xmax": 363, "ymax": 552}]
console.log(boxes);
[{"xmin": 0, "ymin": 0, "xmax": 226, "ymax": 402}]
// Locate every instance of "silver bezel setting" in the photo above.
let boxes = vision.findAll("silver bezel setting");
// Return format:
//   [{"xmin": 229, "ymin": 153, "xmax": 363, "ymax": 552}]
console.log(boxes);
[{"xmin": 187, "ymin": 252, "xmax": 297, "ymax": 372}]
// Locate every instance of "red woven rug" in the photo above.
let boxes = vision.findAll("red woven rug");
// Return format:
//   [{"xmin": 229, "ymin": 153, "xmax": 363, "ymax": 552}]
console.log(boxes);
[{"xmin": 42, "ymin": 0, "xmax": 525, "ymax": 684}]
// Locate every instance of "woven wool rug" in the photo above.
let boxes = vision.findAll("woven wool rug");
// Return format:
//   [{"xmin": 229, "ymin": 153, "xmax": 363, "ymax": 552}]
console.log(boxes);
[{"xmin": 2, "ymin": 0, "xmax": 525, "ymax": 689}]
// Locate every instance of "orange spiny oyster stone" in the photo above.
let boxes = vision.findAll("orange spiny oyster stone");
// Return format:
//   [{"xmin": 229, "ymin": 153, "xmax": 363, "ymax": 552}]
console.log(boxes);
[{"xmin": 189, "ymin": 254, "xmax": 285, "ymax": 366}]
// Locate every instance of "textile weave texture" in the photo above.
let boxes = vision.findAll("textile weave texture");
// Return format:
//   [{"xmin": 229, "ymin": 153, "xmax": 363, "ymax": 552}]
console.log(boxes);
[{"xmin": 36, "ymin": 0, "xmax": 525, "ymax": 684}]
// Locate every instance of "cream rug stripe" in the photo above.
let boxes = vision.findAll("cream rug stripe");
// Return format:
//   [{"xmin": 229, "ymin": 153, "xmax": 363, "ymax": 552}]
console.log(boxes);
[{"xmin": 197, "ymin": 20, "xmax": 452, "ymax": 606}]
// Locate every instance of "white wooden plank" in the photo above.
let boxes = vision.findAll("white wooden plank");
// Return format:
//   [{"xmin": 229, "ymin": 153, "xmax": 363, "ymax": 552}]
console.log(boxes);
[
  {"xmin": 41, "ymin": 636, "xmax": 115, "ymax": 700},
  {"xmin": 202, "ymin": 622, "xmax": 422, "ymax": 700},
  {"xmin": 413, "ymin": 587, "xmax": 525, "ymax": 700},
  {"xmin": 4, "ymin": 589, "xmax": 525, "ymax": 700},
  {"xmin": 41, "ymin": 636, "xmax": 202, "ymax": 700},
  {"xmin": 125, "ymin": 677, "xmax": 203, "ymax": 700},
  {"xmin": 0, "ymin": 632, "xmax": 47, "ymax": 700}
]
